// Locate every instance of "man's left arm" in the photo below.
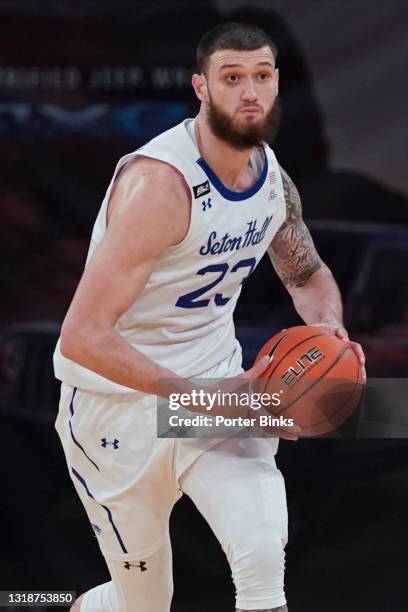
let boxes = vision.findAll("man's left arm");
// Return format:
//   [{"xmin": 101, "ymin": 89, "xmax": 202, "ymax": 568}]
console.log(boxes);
[{"xmin": 268, "ymin": 166, "xmax": 366, "ymax": 377}]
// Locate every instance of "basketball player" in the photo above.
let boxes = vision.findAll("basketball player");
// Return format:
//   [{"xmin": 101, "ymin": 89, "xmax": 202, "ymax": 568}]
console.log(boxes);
[{"xmin": 54, "ymin": 22, "xmax": 365, "ymax": 612}]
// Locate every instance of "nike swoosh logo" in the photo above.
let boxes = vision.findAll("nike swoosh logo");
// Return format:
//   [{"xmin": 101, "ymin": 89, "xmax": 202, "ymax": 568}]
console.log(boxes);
[{"xmin": 268, "ymin": 334, "xmax": 288, "ymax": 359}]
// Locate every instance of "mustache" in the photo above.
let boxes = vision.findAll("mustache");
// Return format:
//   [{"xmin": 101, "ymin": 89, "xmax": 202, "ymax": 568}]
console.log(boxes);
[
  {"xmin": 237, "ymin": 103, "xmax": 263, "ymax": 111},
  {"xmin": 207, "ymin": 92, "xmax": 281, "ymax": 150}
]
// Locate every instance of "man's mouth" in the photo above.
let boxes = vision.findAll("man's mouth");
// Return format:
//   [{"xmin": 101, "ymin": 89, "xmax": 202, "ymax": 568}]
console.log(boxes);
[{"xmin": 239, "ymin": 106, "xmax": 262, "ymax": 114}]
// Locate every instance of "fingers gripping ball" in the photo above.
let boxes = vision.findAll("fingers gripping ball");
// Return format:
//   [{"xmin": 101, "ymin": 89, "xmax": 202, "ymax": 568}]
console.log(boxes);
[{"xmin": 255, "ymin": 325, "xmax": 365, "ymax": 436}]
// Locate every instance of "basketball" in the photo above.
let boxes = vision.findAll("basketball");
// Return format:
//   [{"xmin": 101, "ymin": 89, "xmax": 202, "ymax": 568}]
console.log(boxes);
[{"xmin": 255, "ymin": 325, "xmax": 365, "ymax": 436}]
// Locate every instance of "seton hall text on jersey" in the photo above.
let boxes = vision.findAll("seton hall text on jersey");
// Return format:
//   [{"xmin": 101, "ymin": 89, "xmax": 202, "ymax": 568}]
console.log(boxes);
[{"xmin": 199, "ymin": 215, "xmax": 273, "ymax": 256}]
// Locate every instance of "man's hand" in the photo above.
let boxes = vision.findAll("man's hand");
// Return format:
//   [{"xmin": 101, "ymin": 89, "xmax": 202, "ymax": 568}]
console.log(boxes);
[
  {"xmin": 309, "ymin": 321, "xmax": 366, "ymax": 383},
  {"xmin": 188, "ymin": 355, "xmax": 301, "ymax": 441},
  {"xmin": 236, "ymin": 357, "xmax": 301, "ymax": 440}
]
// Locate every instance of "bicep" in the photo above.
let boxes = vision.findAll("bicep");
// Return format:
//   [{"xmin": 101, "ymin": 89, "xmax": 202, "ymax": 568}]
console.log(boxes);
[
  {"xmin": 268, "ymin": 166, "xmax": 323, "ymax": 289},
  {"xmin": 62, "ymin": 159, "xmax": 189, "ymax": 334},
  {"xmin": 67, "ymin": 224, "xmax": 158, "ymax": 331}
]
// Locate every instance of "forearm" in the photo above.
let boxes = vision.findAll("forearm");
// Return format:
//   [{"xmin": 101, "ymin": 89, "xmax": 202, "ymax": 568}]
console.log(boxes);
[
  {"xmin": 60, "ymin": 324, "xmax": 183, "ymax": 396},
  {"xmin": 288, "ymin": 265, "xmax": 344, "ymax": 326}
]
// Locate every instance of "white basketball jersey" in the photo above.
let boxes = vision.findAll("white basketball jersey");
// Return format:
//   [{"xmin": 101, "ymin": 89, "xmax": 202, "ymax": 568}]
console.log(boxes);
[{"xmin": 53, "ymin": 118, "xmax": 286, "ymax": 392}]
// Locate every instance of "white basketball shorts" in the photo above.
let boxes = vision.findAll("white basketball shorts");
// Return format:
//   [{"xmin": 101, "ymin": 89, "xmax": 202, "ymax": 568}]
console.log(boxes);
[{"xmin": 54, "ymin": 347, "xmax": 280, "ymax": 560}]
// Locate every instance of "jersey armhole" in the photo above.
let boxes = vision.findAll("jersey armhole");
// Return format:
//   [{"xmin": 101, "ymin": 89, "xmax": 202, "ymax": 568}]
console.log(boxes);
[
  {"xmin": 101, "ymin": 153, "xmax": 195, "ymax": 254},
  {"xmin": 130, "ymin": 152, "xmax": 196, "ymax": 253},
  {"xmin": 102, "ymin": 152, "xmax": 137, "ymax": 231}
]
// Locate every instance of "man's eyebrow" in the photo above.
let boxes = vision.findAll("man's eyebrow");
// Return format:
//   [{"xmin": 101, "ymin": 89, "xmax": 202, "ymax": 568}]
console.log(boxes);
[
  {"xmin": 219, "ymin": 63, "xmax": 242, "ymax": 70},
  {"xmin": 219, "ymin": 61, "xmax": 274, "ymax": 70},
  {"xmin": 257, "ymin": 61, "xmax": 274, "ymax": 67}
]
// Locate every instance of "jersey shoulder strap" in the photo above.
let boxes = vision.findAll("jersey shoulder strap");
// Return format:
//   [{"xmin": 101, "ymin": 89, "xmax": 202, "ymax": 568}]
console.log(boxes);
[{"xmin": 136, "ymin": 119, "xmax": 200, "ymax": 185}]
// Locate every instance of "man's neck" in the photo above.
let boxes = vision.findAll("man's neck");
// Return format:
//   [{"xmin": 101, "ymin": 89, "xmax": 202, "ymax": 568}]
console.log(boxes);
[{"xmin": 194, "ymin": 112, "xmax": 257, "ymax": 192}]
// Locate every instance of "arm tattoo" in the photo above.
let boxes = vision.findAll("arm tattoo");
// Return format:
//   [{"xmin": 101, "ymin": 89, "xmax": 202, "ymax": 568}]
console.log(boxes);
[{"xmin": 267, "ymin": 166, "xmax": 322, "ymax": 289}]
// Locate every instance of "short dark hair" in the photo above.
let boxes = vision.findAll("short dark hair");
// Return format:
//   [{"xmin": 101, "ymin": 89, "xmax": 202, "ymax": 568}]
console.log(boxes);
[{"xmin": 197, "ymin": 22, "xmax": 278, "ymax": 75}]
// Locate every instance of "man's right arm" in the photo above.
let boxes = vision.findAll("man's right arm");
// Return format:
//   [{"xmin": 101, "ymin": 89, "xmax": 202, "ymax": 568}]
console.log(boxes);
[
  {"xmin": 60, "ymin": 156, "xmax": 191, "ymax": 395},
  {"xmin": 60, "ymin": 155, "xmax": 271, "ymax": 401}
]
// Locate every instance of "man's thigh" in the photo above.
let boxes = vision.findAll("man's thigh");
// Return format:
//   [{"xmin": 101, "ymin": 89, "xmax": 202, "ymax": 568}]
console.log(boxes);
[
  {"xmin": 179, "ymin": 437, "xmax": 288, "ymax": 549},
  {"xmin": 55, "ymin": 383, "xmax": 182, "ymax": 557}
]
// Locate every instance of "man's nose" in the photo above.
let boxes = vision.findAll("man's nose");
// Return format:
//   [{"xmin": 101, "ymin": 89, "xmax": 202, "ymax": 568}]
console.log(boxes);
[{"xmin": 241, "ymin": 78, "xmax": 257, "ymax": 102}]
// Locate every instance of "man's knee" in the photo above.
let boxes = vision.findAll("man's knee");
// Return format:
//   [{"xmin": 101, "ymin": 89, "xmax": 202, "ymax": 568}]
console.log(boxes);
[
  {"xmin": 231, "ymin": 530, "xmax": 286, "ymax": 581},
  {"xmin": 230, "ymin": 529, "xmax": 286, "ymax": 611}
]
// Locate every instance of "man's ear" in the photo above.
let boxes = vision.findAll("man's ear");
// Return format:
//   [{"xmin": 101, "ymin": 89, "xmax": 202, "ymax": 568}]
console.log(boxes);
[{"xmin": 192, "ymin": 73, "xmax": 209, "ymax": 102}]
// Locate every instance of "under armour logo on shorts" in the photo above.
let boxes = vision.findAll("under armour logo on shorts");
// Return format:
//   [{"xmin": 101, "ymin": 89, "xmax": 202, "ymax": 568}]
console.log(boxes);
[
  {"xmin": 124, "ymin": 561, "xmax": 147, "ymax": 572},
  {"xmin": 100, "ymin": 438, "xmax": 120, "ymax": 449}
]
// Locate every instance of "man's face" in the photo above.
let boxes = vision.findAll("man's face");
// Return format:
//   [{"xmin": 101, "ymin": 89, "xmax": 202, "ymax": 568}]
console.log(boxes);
[{"xmin": 203, "ymin": 46, "xmax": 280, "ymax": 150}]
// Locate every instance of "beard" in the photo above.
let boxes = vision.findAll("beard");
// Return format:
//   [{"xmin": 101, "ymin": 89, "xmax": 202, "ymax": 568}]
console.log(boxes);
[{"xmin": 207, "ymin": 92, "xmax": 281, "ymax": 150}]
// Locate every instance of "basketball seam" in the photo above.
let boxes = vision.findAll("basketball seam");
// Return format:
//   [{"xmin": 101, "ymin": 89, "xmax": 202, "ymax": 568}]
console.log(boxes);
[
  {"xmin": 301, "ymin": 354, "xmax": 363, "ymax": 433},
  {"xmin": 275, "ymin": 345, "xmax": 351, "ymax": 416},
  {"xmin": 301, "ymin": 377, "xmax": 363, "ymax": 433}
]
